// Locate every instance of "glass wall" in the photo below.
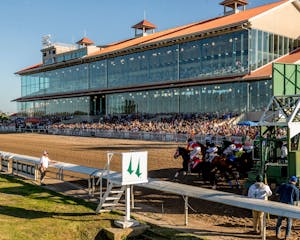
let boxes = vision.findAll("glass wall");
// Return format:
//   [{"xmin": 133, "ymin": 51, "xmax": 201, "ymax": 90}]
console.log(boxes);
[
  {"xmin": 19, "ymin": 28, "xmax": 300, "ymax": 115},
  {"xmin": 21, "ymin": 29, "xmax": 300, "ymax": 100},
  {"xmin": 107, "ymin": 80, "xmax": 272, "ymax": 115},
  {"xmin": 18, "ymin": 97, "xmax": 90, "ymax": 116},
  {"xmin": 18, "ymin": 79, "xmax": 273, "ymax": 116},
  {"xmin": 249, "ymin": 29, "xmax": 300, "ymax": 71},
  {"xmin": 180, "ymin": 30, "xmax": 249, "ymax": 79},
  {"xmin": 89, "ymin": 60, "xmax": 107, "ymax": 89},
  {"xmin": 108, "ymin": 45, "xmax": 179, "ymax": 88},
  {"xmin": 21, "ymin": 64, "xmax": 89, "ymax": 97},
  {"xmin": 55, "ymin": 48, "xmax": 87, "ymax": 64},
  {"xmin": 21, "ymin": 30, "xmax": 251, "ymax": 98}
]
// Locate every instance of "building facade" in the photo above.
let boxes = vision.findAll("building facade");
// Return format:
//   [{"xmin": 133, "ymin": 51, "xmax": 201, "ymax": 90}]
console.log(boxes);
[{"xmin": 15, "ymin": 0, "xmax": 300, "ymax": 116}]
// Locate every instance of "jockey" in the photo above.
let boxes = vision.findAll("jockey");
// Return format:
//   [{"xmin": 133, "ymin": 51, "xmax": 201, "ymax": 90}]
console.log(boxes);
[
  {"xmin": 243, "ymin": 141, "xmax": 254, "ymax": 153},
  {"xmin": 186, "ymin": 138, "xmax": 202, "ymax": 171},
  {"xmin": 206, "ymin": 142, "xmax": 218, "ymax": 162},
  {"xmin": 234, "ymin": 143, "xmax": 244, "ymax": 158},
  {"xmin": 223, "ymin": 143, "xmax": 237, "ymax": 162}
]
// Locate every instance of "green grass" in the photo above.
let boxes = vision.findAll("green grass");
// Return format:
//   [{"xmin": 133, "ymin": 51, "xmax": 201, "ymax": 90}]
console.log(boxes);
[
  {"xmin": 0, "ymin": 174, "xmax": 204, "ymax": 240},
  {"xmin": 0, "ymin": 174, "xmax": 118, "ymax": 240}
]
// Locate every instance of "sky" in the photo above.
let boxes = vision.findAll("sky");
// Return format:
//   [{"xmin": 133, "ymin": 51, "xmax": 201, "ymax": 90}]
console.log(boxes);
[{"xmin": 0, "ymin": 0, "xmax": 277, "ymax": 113}]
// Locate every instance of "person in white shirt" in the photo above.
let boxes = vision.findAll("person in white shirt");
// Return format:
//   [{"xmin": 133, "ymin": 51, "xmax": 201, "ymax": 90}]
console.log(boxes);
[
  {"xmin": 279, "ymin": 141, "xmax": 288, "ymax": 163},
  {"xmin": 39, "ymin": 150, "xmax": 54, "ymax": 185},
  {"xmin": 248, "ymin": 174, "xmax": 272, "ymax": 234}
]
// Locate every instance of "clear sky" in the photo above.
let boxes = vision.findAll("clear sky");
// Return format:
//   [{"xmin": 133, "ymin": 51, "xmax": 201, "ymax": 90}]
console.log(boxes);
[{"xmin": 0, "ymin": 0, "xmax": 276, "ymax": 113}]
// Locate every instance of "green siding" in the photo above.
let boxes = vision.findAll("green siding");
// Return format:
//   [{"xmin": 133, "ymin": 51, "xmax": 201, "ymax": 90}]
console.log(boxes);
[{"xmin": 273, "ymin": 63, "xmax": 300, "ymax": 96}]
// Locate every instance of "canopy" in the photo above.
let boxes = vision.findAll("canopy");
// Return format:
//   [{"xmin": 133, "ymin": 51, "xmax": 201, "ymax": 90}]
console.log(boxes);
[{"xmin": 237, "ymin": 121, "xmax": 258, "ymax": 126}]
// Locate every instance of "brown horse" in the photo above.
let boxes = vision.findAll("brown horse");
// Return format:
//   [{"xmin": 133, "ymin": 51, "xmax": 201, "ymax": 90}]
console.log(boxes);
[
  {"xmin": 209, "ymin": 155, "xmax": 240, "ymax": 189},
  {"xmin": 173, "ymin": 146, "xmax": 204, "ymax": 179}
]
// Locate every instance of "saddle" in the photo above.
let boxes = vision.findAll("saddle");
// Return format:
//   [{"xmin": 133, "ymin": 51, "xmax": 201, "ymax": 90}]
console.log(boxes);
[{"xmin": 189, "ymin": 157, "xmax": 202, "ymax": 169}]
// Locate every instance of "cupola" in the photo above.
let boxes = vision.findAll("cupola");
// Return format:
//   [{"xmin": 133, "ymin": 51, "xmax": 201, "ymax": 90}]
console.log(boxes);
[
  {"xmin": 76, "ymin": 37, "xmax": 94, "ymax": 47},
  {"xmin": 219, "ymin": 0, "xmax": 248, "ymax": 15},
  {"xmin": 131, "ymin": 19, "xmax": 156, "ymax": 37}
]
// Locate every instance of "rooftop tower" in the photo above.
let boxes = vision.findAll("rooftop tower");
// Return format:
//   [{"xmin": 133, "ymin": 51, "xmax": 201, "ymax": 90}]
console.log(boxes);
[
  {"xmin": 219, "ymin": 0, "xmax": 248, "ymax": 15},
  {"xmin": 131, "ymin": 19, "xmax": 156, "ymax": 37}
]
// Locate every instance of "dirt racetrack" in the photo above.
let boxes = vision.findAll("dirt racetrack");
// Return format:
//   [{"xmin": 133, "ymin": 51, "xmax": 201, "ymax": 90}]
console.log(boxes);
[{"xmin": 0, "ymin": 133, "xmax": 299, "ymax": 240}]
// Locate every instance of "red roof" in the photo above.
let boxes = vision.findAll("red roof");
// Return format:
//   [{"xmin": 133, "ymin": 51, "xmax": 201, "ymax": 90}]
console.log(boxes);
[
  {"xmin": 15, "ymin": 63, "xmax": 43, "ymax": 74},
  {"xmin": 132, "ymin": 19, "xmax": 157, "ymax": 30},
  {"xmin": 76, "ymin": 37, "xmax": 94, "ymax": 45}
]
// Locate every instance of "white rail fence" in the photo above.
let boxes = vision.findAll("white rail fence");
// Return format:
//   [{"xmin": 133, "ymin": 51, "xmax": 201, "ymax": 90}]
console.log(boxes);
[
  {"xmin": 0, "ymin": 126, "xmax": 16, "ymax": 133},
  {"xmin": 2, "ymin": 126, "xmax": 245, "ymax": 145}
]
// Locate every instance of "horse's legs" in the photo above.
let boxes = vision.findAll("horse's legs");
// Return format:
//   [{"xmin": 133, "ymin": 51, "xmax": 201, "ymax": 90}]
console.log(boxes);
[
  {"xmin": 210, "ymin": 168, "xmax": 218, "ymax": 189},
  {"xmin": 174, "ymin": 168, "xmax": 187, "ymax": 179},
  {"xmin": 235, "ymin": 179, "xmax": 240, "ymax": 188},
  {"xmin": 223, "ymin": 171, "xmax": 233, "ymax": 188},
  {"xmin": 224, "ymin": 170, "xmax": 240, "ymax": 189},
  {"xmin": 174, "ymin": 168, "xmax": 183, "ymax": 179},
  {"xmin": 234, "ymin": 171, "xmax": 240, "ymax": 188},
  {"xmin": 202, "ymin": 162, "xmax": 211, "ymax": 182}
]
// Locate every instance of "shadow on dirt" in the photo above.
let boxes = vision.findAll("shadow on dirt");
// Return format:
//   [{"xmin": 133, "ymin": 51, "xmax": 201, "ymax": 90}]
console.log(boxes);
[{"xmin": 76, "ymin": 142, "xmax": 179, "ymax": 151}]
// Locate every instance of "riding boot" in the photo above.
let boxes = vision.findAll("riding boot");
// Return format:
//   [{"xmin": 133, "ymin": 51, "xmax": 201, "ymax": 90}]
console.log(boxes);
[{"xmin": 188, "ymin": 162, "xmax": 191, "ymax": 173}]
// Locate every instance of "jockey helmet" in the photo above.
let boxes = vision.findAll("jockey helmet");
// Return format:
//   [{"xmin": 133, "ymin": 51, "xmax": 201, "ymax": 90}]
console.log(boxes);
[
  {"xmin": 229, "ymin": 144, "xmax": 236, "ymax": 151},
  {"xmin": 187, "ymin": 138, "xmax": 193, "ymax": 143}
]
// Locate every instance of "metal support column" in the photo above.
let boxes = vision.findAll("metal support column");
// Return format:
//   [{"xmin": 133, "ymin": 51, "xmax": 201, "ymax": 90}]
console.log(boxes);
[{"xmin": 184, "ymin": 195, "xmax": 189, "ymax": 226}]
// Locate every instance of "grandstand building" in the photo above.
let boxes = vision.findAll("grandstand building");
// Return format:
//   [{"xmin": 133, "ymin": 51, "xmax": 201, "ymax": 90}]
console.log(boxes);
[{"xmin": 15, "ymin": 0, "xmax": 300, "ymax": 117}]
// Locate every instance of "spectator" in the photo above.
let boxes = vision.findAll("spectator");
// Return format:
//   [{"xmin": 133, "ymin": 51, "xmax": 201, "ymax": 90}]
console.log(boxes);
[
  {"xmin": 247, "ymin": 174, "xmax": 272, "ymax": 235},
  {"xmin": 276, "ymin": 176, "xmax": 299, "ymax": 239},
  {"xmin": 278, "ymin": 141, "xmax": 288, "ymax": 164},
  {"xmin": 39, "ymin": 150, "xmax": 55, "ymax": 185}
]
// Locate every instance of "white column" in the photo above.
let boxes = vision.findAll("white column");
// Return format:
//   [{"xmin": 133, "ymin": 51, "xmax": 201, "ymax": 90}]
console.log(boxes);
[{"xmin": 125, "ymin": 185, "xmax": 131, "ymax": 222}]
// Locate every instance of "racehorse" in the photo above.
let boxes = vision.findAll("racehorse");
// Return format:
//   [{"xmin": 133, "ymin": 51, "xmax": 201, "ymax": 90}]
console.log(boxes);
[
  {"xmin": 236, "ymin": 151, "xmax": 253, "ymax": 177},
  {"xmin": 209, "ymin": 155, "xmax": 240, "ymax": 189},
  {"xmin": 173, "ymin": 146, "xmax": 205, "ymax": 179}
]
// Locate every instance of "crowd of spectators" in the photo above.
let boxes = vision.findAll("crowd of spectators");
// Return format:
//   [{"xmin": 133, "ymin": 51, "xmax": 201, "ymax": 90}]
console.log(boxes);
[
  {"xmin": 48, "ymin": 112, "xmax": 260, "ymax": 140},
  {"xmin": 4, "ymin": 111, "xmax": 289, "ymax": 142}
]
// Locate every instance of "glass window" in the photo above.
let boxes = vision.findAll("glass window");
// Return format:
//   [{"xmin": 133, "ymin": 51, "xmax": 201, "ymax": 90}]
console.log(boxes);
[
  {"xmin": 263, "ymin": 32, "xmax": 269, "ymax": 65},
  {"xmin": 273, "ymin": 34, "xmax": 279, "ymax": 59},
  {"xmin": 257, "ymin": 30, "xmax": 263, "ymax": 68},
  {"xmin": 249, "ymin": 29, "xmax": 257, "ymax": 70}
]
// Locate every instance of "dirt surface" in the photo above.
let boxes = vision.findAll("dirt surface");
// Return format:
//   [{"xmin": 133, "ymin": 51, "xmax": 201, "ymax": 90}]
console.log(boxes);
[{"xmin": 0, "ymin": 133, "xmax": 299, "ymax": 240}]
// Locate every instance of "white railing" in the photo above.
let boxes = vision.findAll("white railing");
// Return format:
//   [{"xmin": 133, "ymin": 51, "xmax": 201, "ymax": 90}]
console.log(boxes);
[
  {"xmin": 0, "ymin": 126, "xmax": 245, "ymax": 145},
  {"xmin": 47, "ymin": 128, "xmax": 244, "ymax": 144},
  {"xmin": 0, "ymin": 126, "xmax": 16, "ymax": 133}
]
